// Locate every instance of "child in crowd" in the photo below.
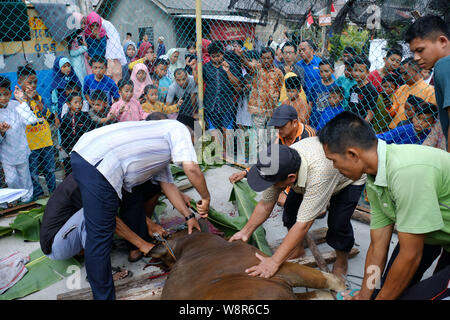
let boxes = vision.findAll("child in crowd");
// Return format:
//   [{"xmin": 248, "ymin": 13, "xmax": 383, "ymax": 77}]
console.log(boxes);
[
  {"xmin": 84, "ymin": 11, "xmax": 107, "ymax": 61},
  {"xmin": 371, "ymin": 74, "xmax": 399, "ymax": 134},
  {"xmin": 60, "ymin": 92, "xmax": 95, "ymax": 174},
  {"xmin": 368, "ymin": 48, "xmax": 403, "ymax": 92},
  {"xmin": 336, "ymin": 57, "xmax": 356, "ymax": 110},
  {"xmin": 397, "ymin": 95, "xmax": 426, "ymax": 127},
  {"xmin": 122, "ymin": 41, "xmax": 137, "ymax": 81},
  {"xmin": 130, "ymin": 63, "xmax": 152, "ymax": 102},
  {"xmin": 128, "ymin": 43, "xmax": 156, "ymax": 76},
  {"xmin": 67, "ymin": 28, "xmax": 89, "ymax": 88},
  {"xmin": 0, "ymin": 76, "xmax": 38, "ymax": 203},
  {"xmin": 109, "ymin": 79, "xmax": 148, "ymax": 121},
  {"xmin": 336, "ymin": 58, "xmax": 357, "ymax": 111},
  {"xmin": 152, "ymin": 58, "xmax": 172, "ymax": 102},
  {"xmin": 83, "ymin": 56, "xmax": 120, "ymax": 106},
  {"xmin": 377, "ymin": 101, "xmax": 440, "ymax": 146},
  {"xmin": 17, "ymin": 65, "xmax": 58, "ymax": 199},
  {"xmin": 51, "ymin": 57, "xmax": 82, "ymax": 119},
  {"xmin": 316, "ymin": 86, "xmax": 345, "ymax": 131},
  {"xmin": 88, "ymin": 90, "xmax": 117, "ymax": 128},
  {"xmin": 141, "ymin": 84, "xmax": 181, "ymax": 115},
  {"xmin": 185, "ymin": 43, "xmax": 197, "ymax": 75},
  {"xmin": 61, "ymin": 81, "xmax": 90, "ymax": 119},
  {"xmin": 307, "ymin": 58, "xmax": 337, "ymax": 128},
  {"xmin": 348, "ymin": 55, "xmax": 379, "ymax": 122},
  {"xmin": 235, "ymin": 74, "xmax": 253, "ymax": 129},
  {"xmin": 282, "ymin": 75, "xmax": 311, "ymax": 125}
]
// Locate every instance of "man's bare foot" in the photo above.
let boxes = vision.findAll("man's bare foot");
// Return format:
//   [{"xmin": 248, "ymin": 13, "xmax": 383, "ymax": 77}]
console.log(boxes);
[{"xmin": 332, "ymin": 251, "xmax": 349, "ymax": 281}]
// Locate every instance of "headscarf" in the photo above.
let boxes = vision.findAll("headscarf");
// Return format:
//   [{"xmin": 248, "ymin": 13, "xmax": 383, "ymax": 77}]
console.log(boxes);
[
  {"xmin": 164, "ymin": 48, "xmax": 184, "ymax": 80},
  {"xmin": 123, "ymin": 41, "xmax": 137, "ymax": 63},
  {"xmin": 51, "ymin": 56, "xmax": 82, "ymax": 91},
  {"xmin": 130, "ymin": 63, "xmax": 152, "ymax": 100},
  {"xmin": 135, "ymin": 42, "xmax": 152, "ymax": 60},
  {"xmin": 84, "ymin": 11, "xmax": 107, "ymax": 39}
]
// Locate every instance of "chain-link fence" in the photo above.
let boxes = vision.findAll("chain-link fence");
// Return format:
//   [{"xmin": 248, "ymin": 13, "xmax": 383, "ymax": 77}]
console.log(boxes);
[{"xmin": 0, "ymin": 0, "xmax": 447, "ymax": 205}]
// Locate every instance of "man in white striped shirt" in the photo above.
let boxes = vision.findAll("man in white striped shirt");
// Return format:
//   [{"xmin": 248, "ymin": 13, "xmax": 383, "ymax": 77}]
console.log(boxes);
[{"xmin": 71, "ymin": 119, "xmax": 211, "ymax": 300}]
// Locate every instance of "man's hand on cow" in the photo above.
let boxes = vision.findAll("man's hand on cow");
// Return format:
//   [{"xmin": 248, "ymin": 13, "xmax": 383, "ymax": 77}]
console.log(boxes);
[
  {"xmin": 245, "ymin": 252, "xmax": 281, "ymax": 278},
  {"xmin": 187, "ymin": 217, "xmax": 202, "ymax": 234},
  {"xmin": 228, "ymin": 230, "xmax": 250, "ymax": 243}
]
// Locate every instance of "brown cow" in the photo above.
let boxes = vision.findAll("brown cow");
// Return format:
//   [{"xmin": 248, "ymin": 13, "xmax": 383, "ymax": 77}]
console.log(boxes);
[{"xmin": 149, "ymin": 225, "xmax": 346, "ymax": 300}]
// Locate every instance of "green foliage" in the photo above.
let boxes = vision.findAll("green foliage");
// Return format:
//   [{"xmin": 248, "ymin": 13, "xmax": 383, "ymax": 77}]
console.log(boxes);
[
  {"xmin": 0, "ymin": 249, "xmax": 81, "ymax": 300},
  {"xmin": 329, "ymin": 25, "xmax": 370, "ymax": 61},
  {"xmin": 0, "ymin": 206, "xmax": 46, "ymax": 242}
]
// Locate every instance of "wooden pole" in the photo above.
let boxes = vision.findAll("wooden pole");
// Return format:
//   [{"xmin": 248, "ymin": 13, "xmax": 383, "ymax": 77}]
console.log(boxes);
[{"xmin": 195, "ymin": 0, "xmax": 205, "ymax": 133}]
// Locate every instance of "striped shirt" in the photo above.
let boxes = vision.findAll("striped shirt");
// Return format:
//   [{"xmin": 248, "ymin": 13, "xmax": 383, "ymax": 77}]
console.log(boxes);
[
  {"xmin": 262, "ymin": 137, "xmax": 366, "ymax": 222},
  {"xmin": 72, "ymin": 119, "xmax": 197, "ymax": 199}
]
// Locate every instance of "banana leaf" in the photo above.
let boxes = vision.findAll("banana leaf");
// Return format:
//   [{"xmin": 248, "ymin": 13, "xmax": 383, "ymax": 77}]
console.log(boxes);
[
  {"xmin": 9, "ymin": 206, "xmax": 45, "ymax": 242},
  {"xmin": 0, "ymin": 225, "xmax": 13, "ymax": 237},
  {"xmin": 0, "ymin": 249, "xmax": 81, "ymax": 300},
  {"xmin": 229, "ymin": 181, "xmax": 272, "ymax": 256},
  {"xmin": 189, "ymin": 199, "xmax": 247, "ymax": 238}
]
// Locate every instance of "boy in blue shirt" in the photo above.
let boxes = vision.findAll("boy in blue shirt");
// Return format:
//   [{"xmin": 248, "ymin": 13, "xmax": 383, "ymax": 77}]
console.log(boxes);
[
  {"xmin": 377, "ymin": 101, "xmax": 438, "ymax": 145},
  {"xmin": 317, "ymin": 86, "xmax": 345, "ymax": 131},
  {"xmin": 83, "ymin": 56, "xmax": 120, "ymax": 106},
  {"xmin": 307, "ymin": 58, "xmax": 337, "ymax": 129}
]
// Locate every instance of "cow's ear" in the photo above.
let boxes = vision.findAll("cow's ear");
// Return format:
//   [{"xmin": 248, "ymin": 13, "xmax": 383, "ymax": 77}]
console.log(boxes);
[{"xmin": 148, "ymin": 244, "xmax": 167, "ymax": 259}]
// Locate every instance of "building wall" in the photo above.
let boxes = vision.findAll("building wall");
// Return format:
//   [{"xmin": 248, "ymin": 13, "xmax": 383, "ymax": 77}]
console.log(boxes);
[{"xmin": 106, "ymin": 0, "xmax": 176, "ymax": 49}]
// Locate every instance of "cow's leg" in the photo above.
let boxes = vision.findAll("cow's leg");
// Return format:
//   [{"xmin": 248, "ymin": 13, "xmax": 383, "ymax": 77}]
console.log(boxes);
[{"xmin": 276, "ymin": 262, "xmax": 346, "ymax": 292}]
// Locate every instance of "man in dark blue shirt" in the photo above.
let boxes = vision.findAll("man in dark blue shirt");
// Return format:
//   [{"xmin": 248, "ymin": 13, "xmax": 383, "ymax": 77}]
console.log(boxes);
[{"xmin": 203, "ymin": 41, "xmax": 242, "ymax": 130}]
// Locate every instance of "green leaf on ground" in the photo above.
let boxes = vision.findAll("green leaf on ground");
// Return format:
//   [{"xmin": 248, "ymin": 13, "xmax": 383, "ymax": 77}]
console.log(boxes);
[{"xmin": 229, "ymin": 181, "xmax": 272, "ymax": 256}]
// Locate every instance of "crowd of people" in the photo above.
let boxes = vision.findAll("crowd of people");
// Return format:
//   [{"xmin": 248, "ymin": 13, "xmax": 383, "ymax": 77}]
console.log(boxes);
[
  {"xmin": 0, "ymin": 11, "xmax": 449, "ymax": 301},
  {"xmin": 1, "ymin": 10, "xmax": 446, "ymax": 205}
]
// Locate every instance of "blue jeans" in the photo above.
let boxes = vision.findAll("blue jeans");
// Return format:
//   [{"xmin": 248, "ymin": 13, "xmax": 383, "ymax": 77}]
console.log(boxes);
[{"xmin": 29, "ymin": 146, "xmax": 56, "ymax": 198}]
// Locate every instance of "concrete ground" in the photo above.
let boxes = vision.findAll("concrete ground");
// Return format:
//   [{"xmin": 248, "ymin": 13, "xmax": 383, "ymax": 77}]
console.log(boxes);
[{"xmin": 0, "ymin": 165, "xmax": 437, "ymax": 300}]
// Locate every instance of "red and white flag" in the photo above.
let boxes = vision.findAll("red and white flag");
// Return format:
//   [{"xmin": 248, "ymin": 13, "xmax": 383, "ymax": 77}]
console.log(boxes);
[{"xmin": 306, "ymin": 10, "xmax": 314, "ymax": 27}]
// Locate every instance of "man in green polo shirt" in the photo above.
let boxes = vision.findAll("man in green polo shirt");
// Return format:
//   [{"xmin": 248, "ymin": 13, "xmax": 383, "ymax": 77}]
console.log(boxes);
[{"xmin": 318, "ymin": 111, "xmax": 450, "ymax": 300}]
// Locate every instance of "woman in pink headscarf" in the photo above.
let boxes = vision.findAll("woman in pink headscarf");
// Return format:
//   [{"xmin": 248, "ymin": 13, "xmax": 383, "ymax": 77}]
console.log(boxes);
[
  {"xmin": 84, "ymin": 11, "xmax": 108, "ymax": 61},
  {"xmin": 129, "ymin": 63, "xmax": 152, "ymax": 102}
]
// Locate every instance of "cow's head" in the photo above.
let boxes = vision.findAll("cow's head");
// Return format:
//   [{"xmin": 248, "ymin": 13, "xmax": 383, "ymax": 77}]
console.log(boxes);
[{"xmin": 147, "ymin": 218, "xmax": 210, "ymax": 269}]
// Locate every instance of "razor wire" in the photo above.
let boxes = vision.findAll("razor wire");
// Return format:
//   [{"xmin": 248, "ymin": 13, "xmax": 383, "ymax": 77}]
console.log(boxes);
[{"xmin": 0, "ymin": 0, "xmax": 446, "ymax": 205}]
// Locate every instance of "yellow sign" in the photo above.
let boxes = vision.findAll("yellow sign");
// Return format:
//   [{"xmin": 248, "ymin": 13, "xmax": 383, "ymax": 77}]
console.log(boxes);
[{"xmin": 0, "ymin": 8, "xmax": 66, "ymax": 55}]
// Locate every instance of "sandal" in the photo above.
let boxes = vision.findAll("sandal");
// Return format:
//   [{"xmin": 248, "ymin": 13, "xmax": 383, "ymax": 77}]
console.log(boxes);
[
  {"xmin": 336, "ymin": 288, "xmax": 360, "ymax": 300},
  {"xmin": 111, "ymin": 267, "xmax": 133, "ymax": 281}
]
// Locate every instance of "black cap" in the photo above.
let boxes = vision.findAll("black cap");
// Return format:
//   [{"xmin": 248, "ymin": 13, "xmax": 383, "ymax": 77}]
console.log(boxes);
[
  {"xmin": 247, "ymin": 144, "xmax": 301, "ymax": 192},
  {"xmin": 267, "ymin": 104, "xmax": 298, "ymax": 127}
]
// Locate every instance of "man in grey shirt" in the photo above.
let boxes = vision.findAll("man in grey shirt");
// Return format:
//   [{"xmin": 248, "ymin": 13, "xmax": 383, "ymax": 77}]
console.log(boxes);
[{"xmin": 166, "ymin": 68, "xmax": 198, "ymax": 117}]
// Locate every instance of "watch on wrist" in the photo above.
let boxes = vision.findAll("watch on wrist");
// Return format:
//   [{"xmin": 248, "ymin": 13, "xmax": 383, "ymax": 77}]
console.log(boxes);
[{"xmin": 185, "ymin": 212, "xmax": 196, "ymax": 221}]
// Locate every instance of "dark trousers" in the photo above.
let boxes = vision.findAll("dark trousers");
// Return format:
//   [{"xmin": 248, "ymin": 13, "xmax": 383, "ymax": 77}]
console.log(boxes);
[
  {"xmin": 120, "ymin": 181, "xmax": 161, "ymax": 251},
  {"xmin": 372, "ymin": 243, "xmax": 450, "ymax": 300},
  {"xmin": 71, "ymin": 151, "xmax": 119, "ymax": 300},
  {"xmin": 283, "ymin": 184, "xmax": 364, "ymax": 253}
]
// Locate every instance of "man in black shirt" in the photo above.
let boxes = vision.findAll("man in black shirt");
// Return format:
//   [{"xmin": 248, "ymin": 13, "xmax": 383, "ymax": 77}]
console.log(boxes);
[
  {"xmin": 348, "ymin": 56, "xmax": 378, "ymax": 121},
  {"xmin": 40, "ymin": 174, "xmax": 169, "ymax": 262}
]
